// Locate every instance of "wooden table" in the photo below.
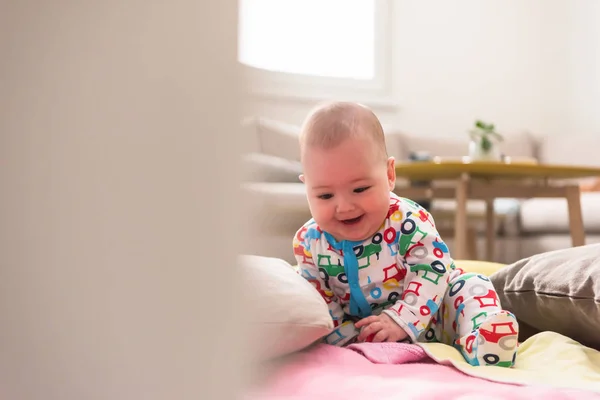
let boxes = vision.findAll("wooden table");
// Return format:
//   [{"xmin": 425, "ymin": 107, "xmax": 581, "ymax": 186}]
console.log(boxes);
[{"xmin": 393, "ymin": 160, "xmax": 600, "ymax": 260}]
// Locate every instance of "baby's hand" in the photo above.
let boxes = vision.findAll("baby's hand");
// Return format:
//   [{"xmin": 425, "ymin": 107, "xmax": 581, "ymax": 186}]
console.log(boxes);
[{"xmin": 355, "ymin": 314, "xmax": 409, "ymax": 343}]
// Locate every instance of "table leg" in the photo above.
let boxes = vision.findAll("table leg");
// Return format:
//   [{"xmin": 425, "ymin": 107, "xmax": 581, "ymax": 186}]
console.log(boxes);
[
  {"xmin": 467, "ymin": 227, "xmax": 478, "ymax": 260},
  {"xmin": 485, "ymin": 199, "xmax": 495, "ymax": 261},
  {"xmin": 453, "ymin": 173, "xmax": 469, "ymax": 259},
  {"xmin": 565, "ymin": 185, "xmax": 585, "ymax": 247}
]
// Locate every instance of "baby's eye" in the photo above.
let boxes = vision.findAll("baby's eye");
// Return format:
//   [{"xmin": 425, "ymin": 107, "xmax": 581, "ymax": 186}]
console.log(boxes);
[
  {"xmin": 354, "ymin": 186, "xmax": 371, "ymax": 193},
  {"xmin": 317, "ymin": 193, "xmax": 333, "ymax": 200}
]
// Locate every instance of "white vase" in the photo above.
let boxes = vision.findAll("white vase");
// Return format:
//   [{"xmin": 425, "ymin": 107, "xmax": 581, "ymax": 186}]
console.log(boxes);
[{"xmin": 468, "ymin": 137, "xmax": 502, "ymax": 161}]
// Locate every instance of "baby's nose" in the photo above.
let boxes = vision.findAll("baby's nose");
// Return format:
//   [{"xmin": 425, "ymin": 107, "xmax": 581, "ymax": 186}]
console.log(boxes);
[{"xmin": 336, "ymin": 197, "xmax": 355, "ymax": 213}]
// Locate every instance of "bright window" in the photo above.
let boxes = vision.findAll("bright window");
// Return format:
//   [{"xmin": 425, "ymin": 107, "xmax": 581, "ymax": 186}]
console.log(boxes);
[{"xmin": 238, "ymin": 0, "xmax": 376, "ymax": 80}]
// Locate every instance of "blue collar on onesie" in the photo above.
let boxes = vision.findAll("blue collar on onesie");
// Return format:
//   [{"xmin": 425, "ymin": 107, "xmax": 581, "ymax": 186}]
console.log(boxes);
[{"xmin": 323, "ymin": 231, "xmax": 372, "ymax": 319}]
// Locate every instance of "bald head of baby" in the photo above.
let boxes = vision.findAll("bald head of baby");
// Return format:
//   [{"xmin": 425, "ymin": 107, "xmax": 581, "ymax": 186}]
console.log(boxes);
[{"xmin": 299, "ymin": 101, "xmax": 388, "ymax": 164}]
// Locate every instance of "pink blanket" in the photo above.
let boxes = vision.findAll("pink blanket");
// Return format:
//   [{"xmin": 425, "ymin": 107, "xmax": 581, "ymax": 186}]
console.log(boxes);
[{"xmin": 247, "ymin": 343, "xmax": 599, "ymax": 399}]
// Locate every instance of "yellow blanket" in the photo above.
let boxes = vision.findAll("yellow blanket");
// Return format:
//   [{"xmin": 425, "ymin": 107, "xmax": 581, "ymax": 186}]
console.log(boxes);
[{"xmin": 419, "ymin": 331, "xmax": 600, "ymax": 392}]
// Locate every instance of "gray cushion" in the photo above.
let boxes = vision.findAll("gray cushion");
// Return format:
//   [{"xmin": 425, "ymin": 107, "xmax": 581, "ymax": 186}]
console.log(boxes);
[{"xmin": 490, "ymin": 243, "xmax": 600, "ymax": 349}]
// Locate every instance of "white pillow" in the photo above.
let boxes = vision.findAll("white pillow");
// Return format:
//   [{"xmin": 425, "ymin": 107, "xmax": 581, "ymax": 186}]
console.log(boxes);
[{"xmin": 240, "ymin": 255, "xmax": 333, "ymax": 360}]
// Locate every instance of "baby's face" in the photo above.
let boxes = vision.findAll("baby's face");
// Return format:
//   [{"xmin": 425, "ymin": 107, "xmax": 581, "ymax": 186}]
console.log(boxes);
[{"xmin": 301, "ymin": 136, "xmax": 396, "ymax": 242}]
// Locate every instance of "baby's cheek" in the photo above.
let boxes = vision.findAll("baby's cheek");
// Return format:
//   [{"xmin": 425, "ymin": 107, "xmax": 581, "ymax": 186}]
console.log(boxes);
[
  {"xmin": 374, "ymin": 192, "xmax": 390, "ymax": 209},
  {"xmin": 307, "ymin": 201, "xmax": 324, "ymax": 217},
  {"xmin": 311, "ymin": 207, "xmax": 334, "ymax": 228},
  {"xmin": 312, "ymin": 205, "xmax": 328, "ymax": 218},
  {"xmin": 370, "ymin": 196, "xmax": 391, "ymax": 220}
]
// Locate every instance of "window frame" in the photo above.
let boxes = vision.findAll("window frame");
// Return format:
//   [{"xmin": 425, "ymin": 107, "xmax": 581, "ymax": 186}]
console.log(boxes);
[{"xmin": 240, "ymin": 0, "xmax": 396, "ymax": 109}]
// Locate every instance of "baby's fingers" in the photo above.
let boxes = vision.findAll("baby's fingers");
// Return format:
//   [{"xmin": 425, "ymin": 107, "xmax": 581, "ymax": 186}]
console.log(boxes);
[
  {"xmin": 371, "ymin": 329, "xmax": 390, "ymax": 343},
  {"xmin": 355, "ymin": 316, "xmax": 379, "ymax": 328},
  {"xmin": 357, "ymin": 322, "xmax": 382, "ymax": 342}
]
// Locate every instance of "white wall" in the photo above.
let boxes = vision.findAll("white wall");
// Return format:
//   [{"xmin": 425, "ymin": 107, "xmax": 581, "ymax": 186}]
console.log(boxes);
[
  {"xmin": 566, "ymin": 0, "xmax": 600, "ymax": 137},
  {"xmin": 392, "ymin": 0, "xmax": 570, "ymax": 138},
  {"xmin": 1, "ymin": 1, "xmax": 247, "ymax": 399},
  {"xmin": 248, "ymin": 0, "xmax": 598, "ymax": 139}
]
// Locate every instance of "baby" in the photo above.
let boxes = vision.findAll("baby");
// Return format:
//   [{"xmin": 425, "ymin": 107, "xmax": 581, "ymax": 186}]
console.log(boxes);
[{"xmin": 292, "ymin": 101, "xmax": 519, "ymax": 367}]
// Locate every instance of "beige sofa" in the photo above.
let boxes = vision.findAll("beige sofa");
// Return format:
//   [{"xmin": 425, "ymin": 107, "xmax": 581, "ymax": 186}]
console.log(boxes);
[{"xmin": 242, "ymin": 117, "xmax": 600, "ymax": 265}]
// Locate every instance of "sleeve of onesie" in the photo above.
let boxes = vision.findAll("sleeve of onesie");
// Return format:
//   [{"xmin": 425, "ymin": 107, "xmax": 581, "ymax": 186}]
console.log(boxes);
[
  {"xmin": 292, "ymin": 226, "xmax": 359, "ymax": 346},
  {"xmin": 382, "ymin": 200, "xmax": 454, "ymax": 343}
]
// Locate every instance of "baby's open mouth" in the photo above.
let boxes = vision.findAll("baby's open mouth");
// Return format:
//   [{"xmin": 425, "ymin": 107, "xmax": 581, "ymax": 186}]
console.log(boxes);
[{"xmin": 340, "ymin": 215, "xmax": 364, "ymax": 225}]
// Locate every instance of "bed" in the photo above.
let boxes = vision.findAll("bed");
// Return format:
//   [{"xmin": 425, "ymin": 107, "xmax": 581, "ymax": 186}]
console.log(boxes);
[
  {"xmin": 246, "ymin": 332, "xmax": 600, "ymax": 399},
  {"xmin": 241, "ymin": 244, "xmax": 600, "ymax": 399}
]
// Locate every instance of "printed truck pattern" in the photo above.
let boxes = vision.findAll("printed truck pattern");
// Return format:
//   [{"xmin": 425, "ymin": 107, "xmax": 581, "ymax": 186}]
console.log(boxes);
[
  {"xmin": 292, "ymin": 192, "xmax": 460, "ymax": 346},
  {"xmin": 292, "ymin": 192, "xmax": 520, "ymax": 367}
]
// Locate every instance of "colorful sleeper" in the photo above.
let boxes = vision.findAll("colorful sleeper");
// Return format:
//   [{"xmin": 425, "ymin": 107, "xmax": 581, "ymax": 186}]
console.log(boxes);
[{"xmin": 293, "ymin": 192, "xmax": 519, "ymax": 367}]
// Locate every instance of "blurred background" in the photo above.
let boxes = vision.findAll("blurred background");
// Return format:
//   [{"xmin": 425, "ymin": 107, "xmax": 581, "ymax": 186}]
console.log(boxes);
[
  {"xmin": 240, "ymin": 0, "xmax": 600, "ymax": 265},
  {"xmin": 241, "ymin": 0, "xmax": 600, "ymax": 136},
  {"xmin": 2, "ymin": 1, "xmax": 244, "ymax": 399}
]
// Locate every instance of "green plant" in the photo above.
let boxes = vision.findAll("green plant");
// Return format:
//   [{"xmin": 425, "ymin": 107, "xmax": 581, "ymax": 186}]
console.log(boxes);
[{"xmin": 469, "ymin": 120, "xmax": 503, "ymax": 152}]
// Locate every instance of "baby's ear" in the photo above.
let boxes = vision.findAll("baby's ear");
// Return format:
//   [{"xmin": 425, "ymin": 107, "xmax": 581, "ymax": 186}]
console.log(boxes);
[
  {"xmin": 386, "ymin": 157, "xmax": 396, "ymax": 190},
  {"xmin": 299, "ymin": 174, "xmax": 305, "ymax": 183}
]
